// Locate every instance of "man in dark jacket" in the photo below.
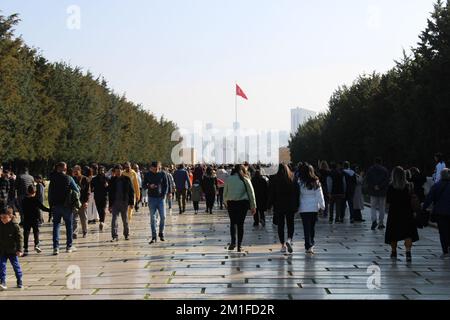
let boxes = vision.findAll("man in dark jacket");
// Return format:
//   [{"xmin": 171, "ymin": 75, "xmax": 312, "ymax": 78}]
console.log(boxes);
[
  {"xmin": 15, "ymin": 167, "xmax": 35, "ymax": 225},
  {"xmin": 0, "ymin": 205, "xmax": 23, "ymax": 289},
  {"xmin": 327, "ymin": 162, "xmax": 347, "ymax": 224},
  {"xmin": 423, "ymin": 168, "xmax": 450, "ymax": 258},
  {"xmin": 91, "ymin": 166, "xmax": 109, "ymax": 231},
  {"xmin": 71, "ymin": 165, "xmax": 90, "ymax": 239},
  {"xmin": 48, "ymin": 162, "xmax": 80, "ymax": 255},
  {"xmin": 144, "ymin": 161, "xmax": 168, "ymax": 243},
  {"xmin": 173, "ymin": 164, "xmax": 191, "ymax": 214},
  {"xmin": 364, "ymin": 157, "xmax": 389, "ymax": 230},
  {"xmin": 108, "ymin": 165, "xmax": 134, "ymax": 242}
]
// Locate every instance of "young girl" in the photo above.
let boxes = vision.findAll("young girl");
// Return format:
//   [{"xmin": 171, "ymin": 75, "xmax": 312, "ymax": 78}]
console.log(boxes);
[
  {"xmin": 191, "ymin": 180, "xmax": 202, "ymax": 214},
  {"xmin": 0, "ymin": 205, "xmax": 23, "ymax": 290},
  {"xmin": 22, "ymin": 185, "xmax": 50, "ymax": 255}
]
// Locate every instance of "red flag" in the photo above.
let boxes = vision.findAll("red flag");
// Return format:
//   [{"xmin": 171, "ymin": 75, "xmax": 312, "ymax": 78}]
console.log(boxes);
[{"xmin": 236, "ymin": 84, "xmax": 248, "ymax": 100}]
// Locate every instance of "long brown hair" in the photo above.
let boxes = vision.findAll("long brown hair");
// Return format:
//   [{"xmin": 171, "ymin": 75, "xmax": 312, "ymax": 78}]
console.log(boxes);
[{"xmin": 276, "ymin": 163, "xmax": 294, "ymax": 188}]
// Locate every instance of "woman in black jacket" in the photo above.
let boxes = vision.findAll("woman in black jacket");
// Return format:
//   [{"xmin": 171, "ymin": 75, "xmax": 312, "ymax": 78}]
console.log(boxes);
[
  {"xmin": 268, "ymin": 164, "xmax": 300, "ymax": 254},
  {"xmin": 201, "ymin": 167, "xmax": 218, "ymax": 214},
  {"xmin": 251, "ymin": 170, "xmax": 269, "ymax": 227}
]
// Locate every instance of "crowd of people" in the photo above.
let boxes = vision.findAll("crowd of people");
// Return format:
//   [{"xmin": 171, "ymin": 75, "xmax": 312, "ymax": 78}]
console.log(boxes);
[{"xmin": 0, "ymin": 152, "xmax": 449, "ymax": 291}]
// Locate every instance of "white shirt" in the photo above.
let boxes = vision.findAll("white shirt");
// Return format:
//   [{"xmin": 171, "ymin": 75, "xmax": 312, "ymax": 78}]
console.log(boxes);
[
  {"xmin": 298, "ymin": 183, "xmax": 326, "ymax": 213},
  {"xmin": 435, "ymin": 161, "xmax": 447, "ymax": 183}
]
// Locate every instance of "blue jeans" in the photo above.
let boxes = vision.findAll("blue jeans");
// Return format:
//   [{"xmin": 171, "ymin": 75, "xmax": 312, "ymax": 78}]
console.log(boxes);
[
  {"xmin": 149, "ymin": 197, "xmax": 166, "ymax": 238},
  {"xmin": 0, "ymin": 255, "xmax": 22, "ymax": 284},
  {"xmin": 52, "ymin": 205, "xmax": 74, "ymax": 249}
]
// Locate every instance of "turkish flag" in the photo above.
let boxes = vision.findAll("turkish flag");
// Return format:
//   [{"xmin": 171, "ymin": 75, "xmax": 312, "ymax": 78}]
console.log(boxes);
[{"xmin": 236, "ymin": 84, "xmax": 248, "ymax": 100}]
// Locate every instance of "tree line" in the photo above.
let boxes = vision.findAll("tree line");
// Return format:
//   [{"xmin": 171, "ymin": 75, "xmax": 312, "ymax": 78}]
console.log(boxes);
[
  {"xmin": 289, "ymin": 0, "xmax": 450, "ymax": 174},
  {"xmin": 0, "ymin": 13, "xmax": 178, "ymax": 174}
]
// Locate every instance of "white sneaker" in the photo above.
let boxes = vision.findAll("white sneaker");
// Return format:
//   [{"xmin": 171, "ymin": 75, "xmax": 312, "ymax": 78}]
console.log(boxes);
[
  {"xmin": 35, "ymin": 246, "xmax": 42, "ymax": 253},
  {"xmin": 53, "ymin": 248, "xmax": 59, "ymax": 255},
  {"xmin": 0, "ymin": 283, "xmax": 7, "ymax": 291},
  {"xmin": 280, "ymin": 246, "xmax": 287, "ymax": 253},
  {"xmin": 66, "ymin": 246, "xmax": 76, "ymax": 253},
  {"xmin": 286, "ymin": 241, "xmax": 293, "ymax": 254},
  {"xmin": 306, "ymin": 247, "xmax": 315, "ymax": 254}
]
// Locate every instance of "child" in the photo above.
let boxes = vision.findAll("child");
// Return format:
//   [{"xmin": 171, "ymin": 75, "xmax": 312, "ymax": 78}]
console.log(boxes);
[
  {"xmin": 191, "ymin": 180, "xmax": 202, "ymax": 215},
  {"xmin": 0, "ymin": 205, "xmax": 23, "ymax": 290},
  {"xmin": 22, "ymin": 185, "xmax": 50, "ymax": 256}
]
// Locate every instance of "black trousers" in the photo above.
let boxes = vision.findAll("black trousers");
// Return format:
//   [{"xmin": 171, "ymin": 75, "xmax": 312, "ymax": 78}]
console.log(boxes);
[
  {"xmin": 437, "ymin": 215, "xmax": 450, "ymax": 254},
  {"xmin": 329, "ymin": 195, "xmax": 346, "ymax": 221},
  {"xmin": 301, "ymin": 212, "xmax": 317, "ymax": 250},
  {"xmin": 254, "ymin": 208, "xmax": 265, "ymax": 225},
  {"xmin": 277, "ymin": 211, "xmax": 295, "ymax": 244},
  {"xmin": 217, "ymin": 187, "xmax": 224, "ymax": 209},
  {"xmin": 193, "ymin": 201, "xmax": 199, "ymax": 211},
  {"xmin": 353, "ymin": 209, "xmax": 363, "ymax": 221},
  {"xmin": 95, "ymin": 197, "xmax": 107, "ymax": 223},
  {"xmin": 205, "ymin": 193, "xmax": 216, "ymax": 212},
  {"xmin": 227, "ymin": 200, "xmax": 249, "ymax": 246},
  {"xmin": 23, "ymin": 223, "xmax": 40, "ymax": 249}
]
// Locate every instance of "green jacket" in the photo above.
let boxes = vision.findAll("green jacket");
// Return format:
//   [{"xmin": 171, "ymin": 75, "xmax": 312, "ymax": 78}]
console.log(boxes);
[
  {"xmin": 0, "ymin": 218, "xmax": 23, "ymax": 255},
  {"xmin": 223, "ymin": 174, "xmax": 257, "ymax": 210}
]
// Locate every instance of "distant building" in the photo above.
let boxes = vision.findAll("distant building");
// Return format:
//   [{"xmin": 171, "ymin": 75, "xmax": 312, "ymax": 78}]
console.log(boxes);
[
  {"xmin": 180, "ymin": 148, "xmax": 196, "ymax": 165},
  {"xmin": 291, "ymin": 107, "xmax": 317, "ymax": 134},
  {"xmin": 279, "ymin": 147, "xmax": 291, "ymax": 164}
]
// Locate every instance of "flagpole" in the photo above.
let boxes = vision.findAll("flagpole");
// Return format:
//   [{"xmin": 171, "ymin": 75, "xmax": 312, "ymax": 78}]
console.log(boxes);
[{"xmin": 235, "ymin": 82, "xmax": 238, "ymax": 127}]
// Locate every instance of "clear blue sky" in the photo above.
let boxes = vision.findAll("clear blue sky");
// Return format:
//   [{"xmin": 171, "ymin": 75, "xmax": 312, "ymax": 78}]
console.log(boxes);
[{"xmin": 2, "ymin": 0, "xmax": 436, "ymax": 131}]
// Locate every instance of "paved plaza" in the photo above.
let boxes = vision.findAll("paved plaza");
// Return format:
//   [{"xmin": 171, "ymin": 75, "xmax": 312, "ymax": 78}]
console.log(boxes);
[{"xmin": 1, "ymin": 206, "xmax": 449, "ymax": 300}]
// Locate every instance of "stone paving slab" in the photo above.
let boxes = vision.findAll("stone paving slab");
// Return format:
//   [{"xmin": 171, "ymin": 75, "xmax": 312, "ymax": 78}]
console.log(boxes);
[{"xmin": 1, "ymin": 206, "xmax": 449, "ymax": 300}]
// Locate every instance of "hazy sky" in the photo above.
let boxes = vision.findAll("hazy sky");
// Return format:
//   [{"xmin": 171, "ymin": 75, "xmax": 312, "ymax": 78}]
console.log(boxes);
[{"xmin": 2, "ymin": 0, "xmax": 436, "ymax": 131}]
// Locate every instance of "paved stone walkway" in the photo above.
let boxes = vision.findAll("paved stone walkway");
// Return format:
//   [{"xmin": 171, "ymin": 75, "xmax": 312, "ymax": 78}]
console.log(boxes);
[{"xmin": 1, "ymin": 205, "xmax": 449, "ymax": 300}]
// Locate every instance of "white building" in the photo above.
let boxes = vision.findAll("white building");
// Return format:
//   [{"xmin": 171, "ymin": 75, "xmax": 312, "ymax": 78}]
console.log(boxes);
[{"xmin": 291, "ymin": 107, "xmax": 317, "ymax": 134}]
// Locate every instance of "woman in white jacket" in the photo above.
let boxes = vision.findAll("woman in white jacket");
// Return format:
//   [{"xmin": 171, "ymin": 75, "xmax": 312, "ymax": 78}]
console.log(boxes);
[{"xmin": 298, "ymin": 164, "xmax": 326, "ymax": 254}]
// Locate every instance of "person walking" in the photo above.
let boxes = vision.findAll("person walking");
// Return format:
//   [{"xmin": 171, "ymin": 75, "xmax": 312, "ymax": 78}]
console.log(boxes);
[
  {"xmin": 173, "ymin": 164, "xmax": 191, "ymax": 214},
  {"xmin": 0, "ymin": 206, "xmax": 23, "ymax": 290},
  {"xmin": 91, "ymin": 166, "xmax": 109, "ymax": 231},
  {"xmin": 298, "ymin": 165, "xmax": 325, "ymax": 254},
  {"xmin": 164, "ymin": 167, "xmax": 176, "ymax": 212},
  {"xmin": 423, "ymin": 168, "xmax": 450, "ymax": 259},
  {"xmin": 318, "ymin": 161, "xmax": 330, "ymax": 218},
  {"xmin": 132, "ymin": 164, "xmax": 143, "ymax": 212},
  {"xmin": 21, "ymin": 185, "xmax": 50, "ymax": 256},
  {"xmin": 108, "ymin": 165, "xmax": 134, "ymax": 242},
  {"xmin": 352, "ymin": 167, "xmax": 366, "ymax": 222},
  {"xmin": 0, "ymin": 168, "xmax": 10, "ymax": 209},
  {"xmin": 72, "ymin": 165, "xmax": 90, "ymax": 239},
  {"xmin": 216, "ymin": 165, "xmax": 229, "ymax": 210},
  {"xmin": 15, "ymin": 167, "xmax": 35, "ymax": 226},
  {"xmin": 327, "ymin": 162, "xmax": 346, "ymax": 224},
  {"xmin": 364, "ymin": 157, "xmax": 390, "ymax": 230},
  {"xmin": 268, "ymin": 164, "xmax": 300, "ymax": 254},
  {"xmin": 34, "ymin": 175, "xmax": 45, "ymax": 225},
  {"xmin": 191, "ymin": 179, "xmax": 202, "ymax": 214},
  {"xmin": 385, "ymin": 167, "xmax": 419, "ymax": 262},
  {"xmin": 343, "ymin": 161, "xmax": 357, "ymax": 223},
  {"xmin": 122, "ymin": 162, "xmax": 140, "ymax": 222},
  {"xmin": 48, "ymin": 162, "xmax": 80, "ymax": 255},
  {"xmin": 251, "ymin": 169, "xmax": 269, "ymax": 227},
  {"xmin": 201, "ymin": 167, "xmax": 218, "ymax": 214},
  {"xmin": 223, "ymin": 164, "xmax": 256, "ymax": 252},
  {"xmin": 144, "ymin": 161, "xmax": 168, "ymax": 244}
]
